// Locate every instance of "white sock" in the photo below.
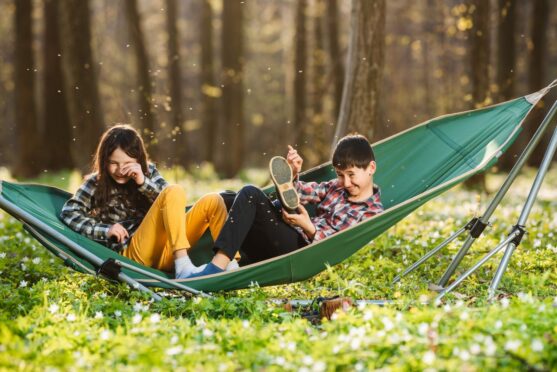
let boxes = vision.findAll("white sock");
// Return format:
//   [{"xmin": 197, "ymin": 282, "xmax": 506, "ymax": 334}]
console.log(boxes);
[
  {"xmin": 175, "ymin": 256, "xmax": 206, "ymax": 278},
  {"xmin": 226, "ymin": 259, "xmax": 239, "ymax": 271}
]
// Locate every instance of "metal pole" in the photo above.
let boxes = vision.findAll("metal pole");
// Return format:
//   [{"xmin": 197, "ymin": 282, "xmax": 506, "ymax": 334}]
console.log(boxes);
[
  {"xmin": 0, "ymin": 192, "xmax": 208, "ymax": 301},
  {"xmin": 435, "ymin": 231, "xmax": 520, "ymax": 301},
  {"xmin": 437, "ymin": 100, "xmax": 557, "ymax": 287},
  {"xmin": 392, "ymin": 225, "xmax": 467, "ymax": 284},
  {"xmin": 487, "ymin": 122, "xmax": 557, "ymax": 299}
]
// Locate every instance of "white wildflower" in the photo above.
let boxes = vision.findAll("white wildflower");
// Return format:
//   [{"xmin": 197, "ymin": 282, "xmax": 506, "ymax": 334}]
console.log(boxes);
[
  {"xmin": 66, "ymin": 313, "xmax": 76, "ymax": 322},
  {"xmin": 20, "ymin": 264, "xmax": 27, "ymax": 272},
  {"xmin": 504, "ymin": 339, "xmax": 521, "ymax": 352},
  {"xmin": 494, "ymin": 320, "xmax": 503, "ymax": 329},
  {"xmin": 484, "ymin": 337, "xmax": 497, "ymax": 356},
  {"xmin": 302, "ymin": 355, "xmax": 313, "ymax": 366},
  {"xmin": 418, "ymin": 323, "xmax": 429, "ymax": 336},
  {"xmin": 0, "ymin": 253, "xmax": 5, "ymax": 259},
  {"xmin": 533, "ymin": 239, "xmax": 541, "ymax": 248},
  {"xmin": 355, "ymin": 362, "xmax": 365, "ymax": 371},
  {"xmin": 149, "ymin": 313, "xmax": 161, "ymax": 324},
  {"xmin": 100, "ymin": 329, "xmax": 111, "ymax": 340},
  {"xmin": 500, "ymin": 298, "xmax": 510, "ymax": 309},
  {"xmin": 32, "ymin": 257, "xmax": 41, "ymax": 264},
  {"xmin": 287, "ymin": 342, "xmax": 296, "ymax": 352},
  {"xmin": 202, "ymin": 328, "xmax": 213, "ymax": 338},
  {"xmin": 242, "ymin": 320, "xmax": 250, "ymax": 328},
  {"xmin": 469, "ymin": 343, "xmax": 481, "ymax": 355},
  {"xmin": 166, "ymin": 346, "xmax": 183, "ymax": 356},
  {"xmin": 132, "ymin": 314, "xmax": 142, "ymax": 324},
  {"xmin": 422, "ymin": 350, "xmax": 436, "ymax": 365},
  {"xmin": 460, "ymin": 311, "xmax": 469, "ymax": 321},
  {"xmin": 19, "ymin": 280, "xmax": 28, "ymax": 288},
  {"xmin": 382, "ymin": 317, "xmax": 394, "ymax": 331},
  {"xmin": 350, "ymin": 338, "xmax": 361, "ymax": 350},
  {"xmin": 313, "ymin": 361, "xmax": 326, "ymax": 372},
  {"xmin": 170, "ymin": 335, "xmax": 179, "ymax": 344},
  {"xmin": 48, "ymin": 304, "xmax": 59, "ymax": 314},
  {"xmin": 94, "ymin": 311, "xmax": 103, "ymax": 319},
  {"xmin": 458, "ymin": 349, "xmax": 470, "ymax": 361},
  {"xmin": 531, "ymin": 339, "xmax": 544, "ymax": 352},
  {"xmin": 114, "ymin": 310, "xmax": 122, "ymax": 318}
]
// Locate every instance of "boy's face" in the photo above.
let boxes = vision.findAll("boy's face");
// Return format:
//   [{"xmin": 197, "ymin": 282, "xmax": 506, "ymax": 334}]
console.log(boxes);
[{"xmin": 335, "ymin": 162, "xmax": 376, "ymax": 199}]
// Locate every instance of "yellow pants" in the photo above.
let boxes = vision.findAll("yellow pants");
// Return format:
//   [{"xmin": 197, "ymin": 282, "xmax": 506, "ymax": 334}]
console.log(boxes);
[{"xmin": 122, "ymin": 185, "xmax": 227, "ymax": 272}]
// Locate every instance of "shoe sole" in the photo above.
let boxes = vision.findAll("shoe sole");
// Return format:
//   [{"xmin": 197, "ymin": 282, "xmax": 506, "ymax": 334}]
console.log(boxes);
[{"xmin": 269, "ymin": 156, "xmax": 300, "ymax": 212}]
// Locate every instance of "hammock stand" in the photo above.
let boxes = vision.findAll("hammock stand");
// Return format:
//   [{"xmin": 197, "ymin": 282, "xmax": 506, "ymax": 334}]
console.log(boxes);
[
  {"xmin": 394, "ymin": 97, "xmax": 557, "ymax": 301},
  {"xmin": 0, "ymin": 82, "xmax": 555, "ymax": 302}
]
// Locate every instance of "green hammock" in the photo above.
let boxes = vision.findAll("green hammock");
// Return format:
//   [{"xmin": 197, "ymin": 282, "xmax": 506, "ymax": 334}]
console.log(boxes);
[{"xmin": 0, "ymin": 92, "xmax": 545, "ymax": 292}]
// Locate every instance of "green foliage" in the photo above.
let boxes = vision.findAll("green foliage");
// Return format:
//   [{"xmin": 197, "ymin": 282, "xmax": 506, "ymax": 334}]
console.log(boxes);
[{"xmin": 1, "ymin": 169, "xmax": 557, "ymax": 370}]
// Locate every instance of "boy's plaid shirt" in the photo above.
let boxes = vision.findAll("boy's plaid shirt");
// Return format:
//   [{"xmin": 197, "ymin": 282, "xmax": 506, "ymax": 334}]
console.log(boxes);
[
  {"xmin": 295, "ymin": 179, "xmax": 383, "ymax": 242},
  {"xmin": 60, "ymin": 163, "xmax": 168, "ymax": 252}
]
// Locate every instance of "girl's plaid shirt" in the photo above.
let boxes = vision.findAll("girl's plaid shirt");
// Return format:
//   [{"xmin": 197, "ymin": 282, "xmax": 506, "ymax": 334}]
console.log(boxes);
[
  {"xmin": 295, "ymin": 179, "xmax": 383, "ymax": 242},
  {"xmin": 60, "ymin": 164, "xmax": 168, "ymax": 251}
]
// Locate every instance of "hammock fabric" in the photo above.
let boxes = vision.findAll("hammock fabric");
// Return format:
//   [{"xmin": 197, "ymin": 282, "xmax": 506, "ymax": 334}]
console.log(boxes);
[{"xmin": 0, "ymin": 93, "xmax": 545, "ymax": 292}]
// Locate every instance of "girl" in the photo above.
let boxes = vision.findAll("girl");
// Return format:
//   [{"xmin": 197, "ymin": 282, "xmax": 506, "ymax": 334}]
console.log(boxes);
[{"xmin": 60, "ymin": 124, "xmax": 235, "ymax": 278}]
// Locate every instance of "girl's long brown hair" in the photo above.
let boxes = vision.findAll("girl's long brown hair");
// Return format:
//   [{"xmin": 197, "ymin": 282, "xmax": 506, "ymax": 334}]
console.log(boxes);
[{"xmin": 90, "ymin": 124, "xmax": 151, "ymax": 216}]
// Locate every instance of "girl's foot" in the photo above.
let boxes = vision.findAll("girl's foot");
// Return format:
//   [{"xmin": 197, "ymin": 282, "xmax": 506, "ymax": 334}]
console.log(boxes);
[{"xmin": 175, "ymin": 256, "xmax": 206, "ymax": 279}]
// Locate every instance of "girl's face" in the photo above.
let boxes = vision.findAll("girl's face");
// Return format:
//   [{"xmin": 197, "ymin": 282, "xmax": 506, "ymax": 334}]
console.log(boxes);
[{"xmin": 107, "ymin": 147, "xmax": 138, "ymax": 184}]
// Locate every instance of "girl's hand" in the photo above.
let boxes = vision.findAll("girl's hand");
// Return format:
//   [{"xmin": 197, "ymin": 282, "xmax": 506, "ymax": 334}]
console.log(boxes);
[
  {"xmin": 108, "ymin": 223, "xmax": 129, "ymax": 243},
  {"xmin": 282, "ymin": 205, "xmax": 316, "ymax": 239},
  {"xmin": 121, "ymin": 163, "xmax": 145, "ymax": 185},
  {"xmin": 286, "ymin": 145, "xmax": 303, "ymax": 179}
]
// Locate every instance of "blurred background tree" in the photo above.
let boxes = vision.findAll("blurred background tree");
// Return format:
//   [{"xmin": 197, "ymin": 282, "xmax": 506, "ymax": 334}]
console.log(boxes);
[{"xmin": 0, "ymin": 0, "xmax": 556, "ymax": 179}]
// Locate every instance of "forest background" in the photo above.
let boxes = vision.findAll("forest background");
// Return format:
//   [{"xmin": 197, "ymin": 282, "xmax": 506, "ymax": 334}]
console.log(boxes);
[{"xmin": 1, "ymin": 0, "xmax": 556, "ymax": 182}]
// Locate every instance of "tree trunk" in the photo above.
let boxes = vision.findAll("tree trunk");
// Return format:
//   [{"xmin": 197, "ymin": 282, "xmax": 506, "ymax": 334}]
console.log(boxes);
[
  {"xmin": 14, "ymin": 0, "xmax": 42, "ymax": 178},
  {"xmin": 497, "ymin": 0, "xmax": 518, "ymax": 170},
  {"xmin": 165, "ymin": 0, "xmax": 185, "ymax": 164},
  {"xmin": 465, "ymin": 0, "xmax": 490, "ymax": 189},
  {"xmin": 294, "ymin": 0, "xmax": 307, "ymax": 148},
  {"xmin": 326, "ymin": 0, "xmax": 343, "ymax": 121},
  {"xmin": 58, "ymin": 0, "xmax": 105, "ymax": 172},
  {"xmin": 43, "ymin": 0, "xmax": 73, "ymax": 171},
  {"xmin": 221, "ymin": 0, "xmax": 244, "ymax": 177},
  {"xmin": 310, "ymin": 0, "xmax": 328, "ymax": 165},
  {"xmin": 497, "ymin": 0, "xmax": 516, "ymax": 100},
  {"xmin": 124, "ymin": 0, "xmax": 157, "ymax": 153},
  {"xmin": 333, "ymin": 0, "xmax": 385, "ymax": 145},
  {"xmin": 200, "ymin": 0, "xmax": 218, "ymax": 164},
  {"xmin": 527, "ymin": 0, "xmax": 549, "ymax": 166}
]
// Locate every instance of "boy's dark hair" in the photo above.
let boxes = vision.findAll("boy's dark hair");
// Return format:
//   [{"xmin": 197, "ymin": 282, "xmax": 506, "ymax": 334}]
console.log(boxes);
[{"xmin": 332, "ymin": 134, "xmax": 375, "ymax": 170}]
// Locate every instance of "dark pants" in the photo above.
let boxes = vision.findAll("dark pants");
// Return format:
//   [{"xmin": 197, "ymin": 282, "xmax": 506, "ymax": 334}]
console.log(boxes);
[{"xmin": 214, "ymin": 185, "xmax": 308, "ymax": 263}]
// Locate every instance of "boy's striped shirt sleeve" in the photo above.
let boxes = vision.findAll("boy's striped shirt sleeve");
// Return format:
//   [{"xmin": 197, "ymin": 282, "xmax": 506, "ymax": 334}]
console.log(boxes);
[
  {"xmin": 295, "ymin": 179, "xmax": 334, "ymax": 204},
  {"xmin": 59, "ymin": 176, "xmax": 111, "ymax": 242}
]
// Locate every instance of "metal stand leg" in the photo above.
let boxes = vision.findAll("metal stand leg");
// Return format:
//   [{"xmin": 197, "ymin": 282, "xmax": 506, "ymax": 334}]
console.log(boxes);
[
  {"xmin": 392, "ymin": 100, "xmax": 557, "ymax": 286},
  {"xmin": 487, "ymin": 119, "xmax": 557, "ymax": 299},
  {"xmin": 0, "ymin": 196, "xmax": 211, "ymax": 302},
  {"xmin": 436, "ymin": 122, "xmax": 557, "ymax": 301}
]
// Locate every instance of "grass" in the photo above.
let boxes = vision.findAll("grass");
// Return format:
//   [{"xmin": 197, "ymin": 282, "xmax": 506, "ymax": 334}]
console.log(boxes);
[{"xmin": 0, "ymin": 166, "xmax": 556, "ymax": 370}]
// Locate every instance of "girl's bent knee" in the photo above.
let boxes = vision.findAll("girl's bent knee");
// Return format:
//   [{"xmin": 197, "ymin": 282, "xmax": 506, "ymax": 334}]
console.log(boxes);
[
  {"xmin": 161, "ymin": 184, "xmax": 186, "ymax": 204},
  {"xmin": 199, "ymin": 193, "xmax": 226, "ymax": 211}
]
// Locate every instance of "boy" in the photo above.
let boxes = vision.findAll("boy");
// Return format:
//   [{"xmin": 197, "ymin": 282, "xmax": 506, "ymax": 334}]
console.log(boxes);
[{"xmin": 185, "ymin": 134, "xmax": 383, "ymax": 278}]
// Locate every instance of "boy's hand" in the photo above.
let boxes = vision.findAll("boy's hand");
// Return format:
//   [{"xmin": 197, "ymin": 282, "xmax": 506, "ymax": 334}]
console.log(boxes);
[
  {"xmin": 108, "ymin": 223, "xmax": 129, "ymax": 243},
  {"xmin": 286, "ymin": 145, "xmax": 303, "ymax": 179},
  {"xmin": 121, "ymin": 163, "xmax": 145, "ymax": 186},
  {"xmin": 282, "ymin": 205, "xmax": 316, "ymax": 239}
]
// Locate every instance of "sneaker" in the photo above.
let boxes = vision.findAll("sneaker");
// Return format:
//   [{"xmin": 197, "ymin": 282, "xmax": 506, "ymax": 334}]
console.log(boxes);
[{"xmin": 269, "ymin": 156, "xmax": 300, "ymax": 213}]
